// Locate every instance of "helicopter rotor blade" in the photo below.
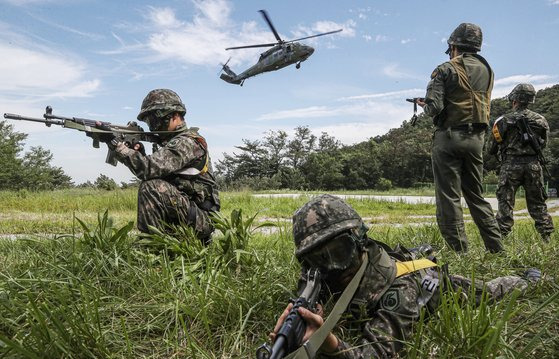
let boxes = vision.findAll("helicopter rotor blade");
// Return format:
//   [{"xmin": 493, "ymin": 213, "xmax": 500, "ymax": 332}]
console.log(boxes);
[
  {"xmin": 226, "ymin": 43, "xmax": 277, "ymax": 50},
  {"xmin": 286, "ymin": 29, "xmax": 343, "ymax": 43},
  {"xmin": 259, "ymin": 9, "xmax": 283, "ymax": 43}
]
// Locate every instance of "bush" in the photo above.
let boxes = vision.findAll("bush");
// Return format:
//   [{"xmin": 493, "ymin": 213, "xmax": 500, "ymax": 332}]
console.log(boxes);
[{"xmin": 376, "ymin": 177, "xmax": 393, "ymax": 191}]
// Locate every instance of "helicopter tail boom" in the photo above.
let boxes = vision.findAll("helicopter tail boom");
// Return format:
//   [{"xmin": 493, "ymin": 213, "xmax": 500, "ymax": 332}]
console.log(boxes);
[
  {"xmin": 219, "ymin": 63, "xmax": 243, "ymax": 85},
  {"xmin": 220, "ymin": 73, "xmax": 243, "ymax": 85}
]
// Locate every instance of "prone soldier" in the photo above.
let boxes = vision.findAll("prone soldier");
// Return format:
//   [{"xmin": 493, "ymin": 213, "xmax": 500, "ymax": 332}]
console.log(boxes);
[{"xmin": 265, "ymin": 195, "xmax": 539, "ymax": 358}]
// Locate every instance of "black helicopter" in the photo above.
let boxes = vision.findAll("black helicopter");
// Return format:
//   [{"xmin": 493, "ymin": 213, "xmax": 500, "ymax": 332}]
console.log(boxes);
[{"xmin": 220, "ymin": 10, "xmax": 342, "ymax": 86}]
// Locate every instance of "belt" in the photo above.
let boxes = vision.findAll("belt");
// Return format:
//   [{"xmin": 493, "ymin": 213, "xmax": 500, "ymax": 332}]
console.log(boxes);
[{"xmin": 504, "ymin": 155, "xmax": 539, "ymax": 163}]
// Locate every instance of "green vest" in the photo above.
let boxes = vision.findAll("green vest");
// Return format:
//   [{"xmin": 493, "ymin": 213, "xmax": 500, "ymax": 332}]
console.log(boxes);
[{"xmin": 441, "ymin": 54, "xmax": 493, "ymax": 128}]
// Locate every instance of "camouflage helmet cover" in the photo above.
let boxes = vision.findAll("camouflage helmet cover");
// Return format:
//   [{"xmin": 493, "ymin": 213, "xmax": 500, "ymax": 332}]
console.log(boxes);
[
  {"xmin": 137, "ymin": 89, "xmax": 186, "ymax": 121},
  {"xmin": 293, "ymin": 194, "xmax": 366, "ymax": 259},
  {"xmin": 507, "ymin": 83, "xmax": 536, "ymax": 104},
  {"xmin": 446, "ymin": 23, "xmax": 483, "ymax": 53}
]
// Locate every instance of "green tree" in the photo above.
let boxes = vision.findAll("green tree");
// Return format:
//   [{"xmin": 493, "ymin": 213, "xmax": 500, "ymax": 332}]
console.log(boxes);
[
  {"xmin": 94, "ymin": 174, "xmax": 118, "ymax": 191},
  {"xmin": 0, "ymin": 121, "xmax": 26, "ymax": 190},
  {"xmin": 0, "ymin": 120, "xmax": 72, "ymax": 190},
  {"xmin": 20, "ymin": 147, "xmax": 73, "ymax": 190}
]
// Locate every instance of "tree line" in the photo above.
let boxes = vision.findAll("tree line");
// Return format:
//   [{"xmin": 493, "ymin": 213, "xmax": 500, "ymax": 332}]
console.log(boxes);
[
  {"xmin": 1, "ymin": 84, "xmax": 558, "ymax": 191},
  {"xmin": 216, "ymin": 84, "xmax": 559, "ymax": 191}
]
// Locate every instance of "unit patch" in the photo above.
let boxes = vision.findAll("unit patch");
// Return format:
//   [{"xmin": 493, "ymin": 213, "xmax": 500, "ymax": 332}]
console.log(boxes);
[{"xmin": 380, "ymin": 289, "xmax": 400, "ymax": 311}]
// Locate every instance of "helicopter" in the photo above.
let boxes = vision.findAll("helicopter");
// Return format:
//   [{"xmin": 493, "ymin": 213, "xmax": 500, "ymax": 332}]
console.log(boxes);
[{"xmin": 220, "ymin": 10, "xmax": 342, "ymax": 86}]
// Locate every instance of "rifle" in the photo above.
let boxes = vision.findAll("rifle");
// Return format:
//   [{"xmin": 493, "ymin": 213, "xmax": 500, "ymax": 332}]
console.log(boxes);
[
  {"xmin": 405, "ymin": 98, "xmax": 425, "ymax": 126},
  {"xmin": 516, "ymin": 116, "xmax": 551, "ymax": 177},
  {"xmin": 4, "ymin": 106, "xmax": 160, "ymax": 166},
  {"xmin": 256, "ymin": 269, "xmax": 322, "ymax": 359}
]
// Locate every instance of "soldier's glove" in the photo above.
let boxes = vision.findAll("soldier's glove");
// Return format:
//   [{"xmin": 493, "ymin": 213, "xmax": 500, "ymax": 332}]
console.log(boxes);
[
  {"xmin": 114, "ymin": 141, "xmax": 136, "ymax": 156},
  {"xmin": 131, "ymin": 142, "xmax": 146, "ymax": 156},
  {"xmin": 522, "ymin": 268, "xmax": 542, "ymax": 283}
]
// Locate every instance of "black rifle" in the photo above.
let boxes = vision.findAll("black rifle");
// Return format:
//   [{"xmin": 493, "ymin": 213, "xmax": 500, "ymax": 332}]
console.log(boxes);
[
  {"xmin": 256, "ymin": 269, "xmax": 322, "ymax": 359},
  {"xmin": 517, "ymin": 116, "xmax": 551, "ymax": 177},
  {"xmin": 406, "ymin": 98, "xmax": 425, "ymax": 126},
  {"xmin": 4, "ymin": 106, "xmax": 161, "ymax": 166}
]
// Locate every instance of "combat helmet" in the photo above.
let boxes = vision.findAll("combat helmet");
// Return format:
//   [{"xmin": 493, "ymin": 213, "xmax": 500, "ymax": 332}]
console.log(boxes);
[
  {"xmin": 137, "ymin": 89, "xmax": 186, "ymax": 122},
  {"xmin": 293, "ymin": 194, "xmax": 367, "ymax": 260},
  {"xmin": 507, "ymin": 83, "xmax": 536, "ymax": 104},
  {"xmin": 445, "ymin": 23, "xmax": 483, "ymax": 54}
]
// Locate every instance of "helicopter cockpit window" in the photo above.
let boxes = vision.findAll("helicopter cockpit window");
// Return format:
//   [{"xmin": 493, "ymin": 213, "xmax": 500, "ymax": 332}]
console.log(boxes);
[{"xmin": 286, "ymin": 45, "xmax": 292, "ymax": 52}]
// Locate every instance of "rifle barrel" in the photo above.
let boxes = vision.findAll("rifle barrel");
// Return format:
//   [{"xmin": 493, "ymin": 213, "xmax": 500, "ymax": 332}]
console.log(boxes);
[{"xmin": 3, "ymin": 113, "xmax": 64, "ymax": 126}]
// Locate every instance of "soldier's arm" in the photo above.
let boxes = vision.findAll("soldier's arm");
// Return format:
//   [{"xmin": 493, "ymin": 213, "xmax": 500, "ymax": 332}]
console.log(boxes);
[
  {"xmin": 423, "ymin": 65, "xmax": 447, "ymax": 118},
  {"xmin": 319, "ymin": 276, "xmax": 421, "ymax": 359},
  {"xmin": 115, "ymin": 136, "xmax": 203, "ymax": 180}
]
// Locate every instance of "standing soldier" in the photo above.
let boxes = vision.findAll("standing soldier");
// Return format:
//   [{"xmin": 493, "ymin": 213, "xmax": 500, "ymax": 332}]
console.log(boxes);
[
  {"xmin": 417, "ymin": 23, "xmax": 502, "ymax": 253},
  {"xmin": 489, "ymin": 83, "xmax": 554, "ymax": 242},
  {"xmin": 112, "ymin": 89, "xmax": 220, "ymax": 243}
]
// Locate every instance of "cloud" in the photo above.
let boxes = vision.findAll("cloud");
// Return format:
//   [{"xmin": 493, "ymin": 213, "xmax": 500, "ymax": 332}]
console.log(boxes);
[
  {"xmin": 375, "ymin": 34, "xmax": 389, "ymax": 42},
  {"xmin": 549, "ymin": 0, "xmax": 559, "ymax": 4},
  {"xmin": 253, "ymin": 98, "xmax": 412, "ymax": 146},
  {"xmin": 401, "ymin": 38, "xmax": 412, "ymax": 44},
  {"xmin": 0, "ymin": 42, "xmax": 100, "ymax": 99},
  {"xmin": 492, "ymin": 74, "xmax": 557, "ymax": 98},
  {"xmin": 382, "ymin": 63, "xmax": 423, "ymax": 80},
  {"xmin": 339, "ymin": 89, "xmax": 425, "ymax": 101},
  {"xmin": 494, "ymin": 74, "xmax": 553, "ymax": 86},
  {"xmin": 363, "ymin": 34, "xmax": 372, "ymax": 42},
  {"xmin": 139, "ymin": 0, "xmax": 350, "ymax": 68},
  {"xmin": 292, "ymin": 19, "xmax": 356, "ymax": 40}
]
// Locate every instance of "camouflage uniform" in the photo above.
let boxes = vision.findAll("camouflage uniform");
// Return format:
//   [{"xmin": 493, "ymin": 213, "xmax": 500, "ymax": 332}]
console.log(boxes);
[
  {"xmin": 488, "ymin": 92, "xmax": 554, "ymax": 240},
  {"xmin": 291, "ymin": 195, "xmax": 532, "ymax": 359},
  {"xmin": 423, "ymin": 23, "xmax": 502, "ymax": 252},
  {"xmin": 115, "ymin": 89, "xmax": 220, "ymax": 241}
]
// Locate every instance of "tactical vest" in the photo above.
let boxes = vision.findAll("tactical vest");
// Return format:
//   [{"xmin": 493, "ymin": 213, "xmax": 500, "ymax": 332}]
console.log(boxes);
[
  {"xmin": 170, "ymin": 128, "xmax": 220, "ymax": 212},
  {"xmin": 440, "ymin": 54, "xmax": 494, "ymax": 128},
  {"xmin": 177, "ymin": 128, "xmax": 210, "ymax": 176}
]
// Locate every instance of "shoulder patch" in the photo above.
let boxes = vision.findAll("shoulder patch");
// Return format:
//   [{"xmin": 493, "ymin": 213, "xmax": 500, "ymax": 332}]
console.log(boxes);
[
  {"xmin": 166, "ymin": 137, "xmax": 182, "ymax": 148},
  {"xmin": 380, "ymin": 289, "xmax": 400, "ymax": 311},
  {"xmin": 430, "ymin": 69, "xmax": 438, "ymax": 79},
  {"xmin": 492, "ymin": 117, "xmax": 504, "ymax": 143}
]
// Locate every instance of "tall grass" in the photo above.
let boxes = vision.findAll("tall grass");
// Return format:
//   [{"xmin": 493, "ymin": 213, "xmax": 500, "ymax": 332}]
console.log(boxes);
[{"xmin": 1, "ymin": 191, "xmax": 558, "ymax": 357}]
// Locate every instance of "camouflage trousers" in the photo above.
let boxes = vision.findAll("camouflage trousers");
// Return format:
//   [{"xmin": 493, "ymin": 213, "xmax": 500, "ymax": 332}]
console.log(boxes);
[
  {"xmin": 432, "ymin": 128, "xmax": 503, "ymax": 252},
  {"xmin": 496, "ymin": 159, "xmax": 554, "ymax": 239},
  {"xmin": 137, "ymin": 179, "xmax": 215, "ymax": 242},
  {"xmin": 425, "ymin": 269, "xmax": 531, "ymax": 314}
]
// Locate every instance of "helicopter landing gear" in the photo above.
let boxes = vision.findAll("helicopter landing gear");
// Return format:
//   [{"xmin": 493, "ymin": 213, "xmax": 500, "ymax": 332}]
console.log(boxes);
[{"xmin": 296, "ymin": 62, "xmax": 301, "ymax": 69}]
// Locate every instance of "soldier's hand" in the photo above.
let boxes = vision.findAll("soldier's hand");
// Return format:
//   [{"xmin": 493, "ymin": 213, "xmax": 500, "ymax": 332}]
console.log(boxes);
[
  {"xmin": 131, "ymin": 142, "xmax": 146, "ymax": 156},
  {"xmin": 416, "ymin": 98, "xmax": 426, "ymax": 108},
  {"xmin": 269, "ymin": 303, "xmax": 338, "ymax": 354}
]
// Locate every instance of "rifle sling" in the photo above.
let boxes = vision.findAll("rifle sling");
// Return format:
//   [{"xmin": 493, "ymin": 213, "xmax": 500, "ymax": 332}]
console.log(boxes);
[{"xmin": 285, "ymin": 252, "xmax": 369, "ymax": 359}]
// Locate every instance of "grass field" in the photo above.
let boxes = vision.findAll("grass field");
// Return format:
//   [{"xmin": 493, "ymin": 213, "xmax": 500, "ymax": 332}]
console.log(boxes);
[{"xmin": 1, "ymin": 189, "xmax": 557, "ymax": 358}]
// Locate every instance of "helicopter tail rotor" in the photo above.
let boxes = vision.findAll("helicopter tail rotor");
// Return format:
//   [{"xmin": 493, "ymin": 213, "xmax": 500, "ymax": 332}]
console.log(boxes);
[{"xmin": 218, "ymin": 57, "xmax": 232, "ymax": 75}]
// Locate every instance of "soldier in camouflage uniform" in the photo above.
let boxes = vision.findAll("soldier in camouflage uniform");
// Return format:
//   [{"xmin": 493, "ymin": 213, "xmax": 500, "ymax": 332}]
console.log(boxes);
[
  {"xmin": 488, "ymin": 83, "xmax": 554, "ymax": 242},
  {"xmin": 417, "ymin": 23, "xmax": 502, "ymax": 253},
  {"xmin": 271, "ymin": 195, "xmax": 539, "ymax": 358},
  {"xmin": 113, "ymin": 89, "xmax": 220, "ymax": 243}
]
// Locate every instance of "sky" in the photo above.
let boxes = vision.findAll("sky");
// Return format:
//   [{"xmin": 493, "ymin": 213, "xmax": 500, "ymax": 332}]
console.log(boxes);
[{"xmin": 1, "ymin": 0, "xmax": 558, "ymax": 184}]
